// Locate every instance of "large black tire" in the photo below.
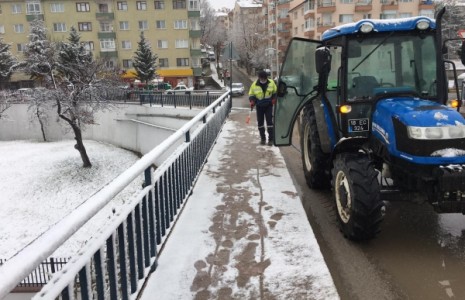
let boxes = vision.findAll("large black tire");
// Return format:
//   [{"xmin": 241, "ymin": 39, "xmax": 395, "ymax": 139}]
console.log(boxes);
[
  {"xmin": 300, "ymin": 105, "xmax": 331, "ymax": 189},
  {"xmin": 331, "ymin": 153, "xmax": 383, "ymax": 240}
]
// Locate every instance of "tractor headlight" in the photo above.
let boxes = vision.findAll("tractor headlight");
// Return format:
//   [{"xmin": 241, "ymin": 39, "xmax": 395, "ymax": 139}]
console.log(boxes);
[
  {"xmin": 416, "ymin": 20, "xmax": 430, "ymax": 30},
  {"xmin": 359, "ymin": 22, "xmax": 374, "ymax": 33},
  {"xmin": 407, "ymin": 126, "xmax": 465, "ymax": 139}
]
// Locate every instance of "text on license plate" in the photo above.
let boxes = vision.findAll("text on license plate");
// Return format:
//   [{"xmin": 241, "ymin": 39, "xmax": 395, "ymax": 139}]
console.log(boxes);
[{"xmin": 348, "ymin": 118, "xmax": 369, "ymax": 132}]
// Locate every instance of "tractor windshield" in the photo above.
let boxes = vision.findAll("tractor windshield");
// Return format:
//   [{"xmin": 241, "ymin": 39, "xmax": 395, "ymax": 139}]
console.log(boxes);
[{"xmin": 346, "ymin": 33, "xmax": 437, "ymax": 101}]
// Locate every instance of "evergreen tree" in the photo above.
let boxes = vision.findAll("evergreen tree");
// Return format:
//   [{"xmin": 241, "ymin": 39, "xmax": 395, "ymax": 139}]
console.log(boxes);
[
  {"xmin": 133, "ymin": 32, "xmax": 157, "ymax": 84},
  {"xmin": 0, "ymin": 37, "xmax": 16, "ymax": 89},
  {"xmin": 23, "ymin": 19, "xmax": 57, "ymax": 87}
]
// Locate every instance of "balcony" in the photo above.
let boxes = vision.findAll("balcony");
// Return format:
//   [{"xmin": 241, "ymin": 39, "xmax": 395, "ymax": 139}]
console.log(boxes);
[
  {"xmin": 26, "ymin": 13, "xmax": 44, "ymax": 21},
  {"xmin": 304, "ymin": 4, "xmax": 315, "ymax": 19},
  {"xmin": 96, "ymin": 12, "xmax": 114, "ymax": 21},
  {"xmin": 190, "ymin": 48, "xmax": 202, "ymax": 56},
  {"xmin": 419, "ymin": 0, "xmax": 434, "ymax": 9},
  {"xmin": 98, "ymin": 32, "xmax": 116, "ymax": 39},
  {"xmin": 317, "ymin": 22, "xmax": 335, "ymax": 33},
  {"xmin": 317, "ymin": 1, "xmax": 336, "ymax": 13},
  {"xmin": 355, "ymin": 0, "xmax": 372, "ymax": 12},
  {"xmin": 381, "ymin": 0, "xmax": 398, "ymax": 9},
  {"xmin": 304, "ymin": 29, "xmax": 315, "ymax": 38},
  {"xmin": 189, "ymin": 30, "xmax": 201, "ymax": 38},
  {"xmin": 99, "ymin": 51, "xmax": 118, "ymax": 58}
]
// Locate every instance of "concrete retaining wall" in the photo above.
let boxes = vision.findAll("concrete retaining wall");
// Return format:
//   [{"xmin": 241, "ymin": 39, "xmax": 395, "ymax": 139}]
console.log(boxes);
[{"xmin": 0, "ymin": 103, "xmax": 201, "ymax": 164}]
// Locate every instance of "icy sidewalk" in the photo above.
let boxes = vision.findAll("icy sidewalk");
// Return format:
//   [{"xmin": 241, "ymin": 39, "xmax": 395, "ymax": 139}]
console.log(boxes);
[{"xmin": 139, "ymin": 109, "xmax": 339, "ymax": 299}]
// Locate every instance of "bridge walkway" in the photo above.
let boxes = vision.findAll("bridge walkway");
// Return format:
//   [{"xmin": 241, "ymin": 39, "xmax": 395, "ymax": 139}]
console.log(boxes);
[{"xmin": 138, "ymin": 102, "xmax": 339, "ymax": 299}]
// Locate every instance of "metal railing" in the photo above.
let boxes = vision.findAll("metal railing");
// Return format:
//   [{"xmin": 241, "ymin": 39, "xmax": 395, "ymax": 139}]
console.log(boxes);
[
  {"xmin": 0, "ymin": 258, "xmax": 68, "ymax": 289},
  {"xmin": 0, "ymin": 91, "xmax": 231, "ymax": 299},
  {"xmin": 138, "ymin": 91, "xmax": 223, "ymax": 109}
]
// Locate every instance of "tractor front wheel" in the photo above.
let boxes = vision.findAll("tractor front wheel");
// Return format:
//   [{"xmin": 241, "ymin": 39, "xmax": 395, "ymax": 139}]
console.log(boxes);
[
  {"xmin": 300, "ymin": 105, "xmax": 330, "ymax": 189},
  {"xmin": 332, "ymin": 153, "xmax": 383, "ymax": 240}
]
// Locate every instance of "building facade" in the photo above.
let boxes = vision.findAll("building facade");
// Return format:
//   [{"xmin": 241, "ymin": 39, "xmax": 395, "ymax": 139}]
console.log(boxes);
[{"xmin": 0, "ymin": 0, "xmax": 201, "ymax": 89}]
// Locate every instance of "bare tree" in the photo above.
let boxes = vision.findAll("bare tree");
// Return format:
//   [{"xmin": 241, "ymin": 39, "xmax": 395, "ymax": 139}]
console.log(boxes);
[
  {"xmin": 0, "ymin": 91, "xmax": 11, "ymax": 119},
  {"xmin": 230, "ymin": 11, "xmax": 266, "ymax": 74},
  {"xmin": 27, "ymin": 89, "xmax": 49, "ymax": 141}
]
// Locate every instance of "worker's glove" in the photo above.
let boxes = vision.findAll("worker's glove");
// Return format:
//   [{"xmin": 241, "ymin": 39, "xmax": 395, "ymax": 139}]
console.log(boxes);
[
  {"xmin": 272, "ymin": 98, "xmax": 276, "ymax": 105},
  {"xmin": 250, "ymin": 101, "xmax": 255, "ymax": 109}
]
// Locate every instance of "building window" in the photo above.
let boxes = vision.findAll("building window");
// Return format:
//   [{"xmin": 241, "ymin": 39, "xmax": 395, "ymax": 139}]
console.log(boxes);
[
  {"xmin": 117, "ymin": 1, "xmax": 128, "ymax": 10},
  {"xmin": 159, "ymin": 58, "xmax": 168, "ymax": 67},
  {"xmin": 174, "ymin": 20, "xmax": 187, "ymax": 29},
  {"xmin": 190, "ymin": 19, "xmax": 200, "ymax": 30},
  {"xmin": 100, "ymin": 22, "xmax": 112, "ymax": 32},
  {"xmin": 98, "ymin": 3, "xmax": 109, "ymax": 12},
  {"xmin": 173, "ymin": 0, "xmax": 186, "ymax": 9},
  {"xmin": 340, "ymin": 0, "xmax": 353, "ymax": 3},
  {"xmin": 339, "ymin": 14, "xmax": 353, "ymax": 23},
  {"xmin": 139, "ymin": 20, "xmax": 148, "ymax": 30},
  {"xmin": 13, "ymin": 24, "xmax": 24, "ymax": 33},
  {"xmin": 154, "ymin": 1, "xmax": 165, "ymax": 9},
  {"xmin": 157, "ymin": 40, "xmax": 168, "ymax": 48},
  {"xmin": 363, "ymin": 13, "xmax": 371, "ymax": 19},
  {"xmin": 76, "ymin": 2, "xmax": 90, "ymax": 12},
  {"xmin": 419, "ymin": 9, "xmax": 433, "ymax": 18},
  {"xmin": 121, "ymin": 40, "xmax": 132, "ymax": 49},
  {"xmin": 399, "ymin": 0, "xmax": 412, "ymax": 2},
  {"xmin": 175, "ymin": 39, "xmax": 188, "ymax": 48},
  {"xmin": 136, "ymin": 1, "xmax": 147, "ymax": 10},
  {"xmin": 78, "ymin": 22, "xmax": 92, "ymax": 31},
  {"xmin": 50, "ymin": 3, "xmax": 64, "ymax": 12},
  {"xmin": 188, "ymin": 0, "xmax": 199, "ymax": 10},
  {"xmin": 17, "ymin": 43, "xmax": 26, "ymax": 52},
  {"xmin": 0, "ymin": 25, "xmax": 5, "ymax": 33},
  {"xmin": 119, "ymin": 21, "xmax": 129, "ymax": 30},
  {"xmin": 380, "ymin": 10, "xmax": 397, "ymax": 19},
  {"xmin": 12, "ymin": 4, "xmax": 22, "ymax": 14},
  {"xmin": 123, "ymin": 59, "xmax": 133, "ymax": 68},
  {"xmin": 100, "ymin": 39, "xmax": 115, "ymax": 51},
  {"xmin": 0, "ymin": 4, "xmax": 2, "ymax": 14},
  {"xmin": 176, "ymin": 58, "xmax": 189, "ymax": 66},
  {"xmin": 26, "ymin": 1, "xmax": 41, "ymax": 14},
  {"xmin": 156, "ymin": 20, "xmax": 166, "ymax": 29},
  {"xmin": 83, "ymin": 41, "xmax": 94, "ymax": 51},
  {"xmin": 53, "ymin": 23, "xmax": 66, "ymax": 32}
]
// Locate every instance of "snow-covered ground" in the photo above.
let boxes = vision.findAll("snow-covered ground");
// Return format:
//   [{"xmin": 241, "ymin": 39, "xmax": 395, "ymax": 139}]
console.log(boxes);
[{"xmin": 0, "ymin": 140, "xmax": 143, "ymax": 260}]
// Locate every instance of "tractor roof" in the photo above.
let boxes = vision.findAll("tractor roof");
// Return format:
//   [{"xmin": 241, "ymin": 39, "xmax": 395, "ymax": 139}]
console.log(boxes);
[{"xmin": 321, "ymin": 16, "xmax": 436, "ymax": 41}]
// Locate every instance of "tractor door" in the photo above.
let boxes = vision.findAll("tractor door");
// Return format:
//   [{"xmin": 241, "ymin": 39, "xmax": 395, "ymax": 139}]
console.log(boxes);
[{"xmin": 274, "ymin": 38, "xmax": 322, "ymax": 146}]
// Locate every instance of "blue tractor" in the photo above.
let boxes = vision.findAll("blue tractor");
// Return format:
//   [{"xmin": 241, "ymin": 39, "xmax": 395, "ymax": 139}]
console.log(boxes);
[{"xmin": 274, "ymin": 8, "xmax": 465, "ymax": 240}]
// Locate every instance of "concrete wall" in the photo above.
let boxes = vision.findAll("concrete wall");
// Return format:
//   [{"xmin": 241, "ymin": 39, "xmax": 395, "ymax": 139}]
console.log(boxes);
[{"xmin": 0, "ymin": 103, "xmax": 201, "ymax": 164}]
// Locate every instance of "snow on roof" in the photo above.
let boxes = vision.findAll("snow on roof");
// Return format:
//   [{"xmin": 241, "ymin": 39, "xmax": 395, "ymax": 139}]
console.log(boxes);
[{"xmin": 236, "ymin": 0, "xmax": 262, "ymax": 8}]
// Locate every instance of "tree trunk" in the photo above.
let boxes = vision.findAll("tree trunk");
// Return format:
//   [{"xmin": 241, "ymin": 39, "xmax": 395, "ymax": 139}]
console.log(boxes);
[
  {"xmin": 72, "ymin": 126, "xmax": 92, "ymax": 168},
  {"xmin": 36, "ymin": 109, "xmax": 47, "ymax": 142}
]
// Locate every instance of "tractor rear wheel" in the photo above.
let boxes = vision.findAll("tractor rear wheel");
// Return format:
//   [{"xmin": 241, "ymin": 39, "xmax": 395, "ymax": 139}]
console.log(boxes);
[
  {"xmin": 300, "ymin": 105, "xmax": 330, "ymax": 189},
  {"xmin": 332, "ymin": 153, "xmax": 383, "ymax": 240}
]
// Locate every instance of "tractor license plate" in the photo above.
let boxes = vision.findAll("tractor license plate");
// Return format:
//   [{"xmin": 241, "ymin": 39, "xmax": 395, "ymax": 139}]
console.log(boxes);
[{"xmin": 348, "ymin": 118, "xmax": 369, "ymax": 132}]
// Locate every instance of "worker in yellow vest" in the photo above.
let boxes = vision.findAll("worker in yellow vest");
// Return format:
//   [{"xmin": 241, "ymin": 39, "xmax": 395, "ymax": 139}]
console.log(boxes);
[{"xmin": 248, "ymin": 70, "xmax": 278, "ymax": 145}]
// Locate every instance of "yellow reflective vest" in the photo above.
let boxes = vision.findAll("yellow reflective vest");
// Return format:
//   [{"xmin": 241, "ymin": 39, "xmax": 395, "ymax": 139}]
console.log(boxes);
[{"xmin": 248, "ymin": 79, "xmax": 277, "ymax": 106}]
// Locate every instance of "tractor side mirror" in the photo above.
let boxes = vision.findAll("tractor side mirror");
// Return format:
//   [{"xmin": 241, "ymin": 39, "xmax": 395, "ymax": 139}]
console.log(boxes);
[
  {"xmin": 277, "ymin": 80, "xmax": 287, "ymax": 97},
  {"xmin": 315, "ymin": 47, "xmax": 331, "ymax": 75}
]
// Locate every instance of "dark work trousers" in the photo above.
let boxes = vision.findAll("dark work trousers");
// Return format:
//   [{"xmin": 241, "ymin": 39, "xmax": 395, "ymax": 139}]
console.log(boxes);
[{"xmin": 256, "ymin": 104, "xmax": 274, "ymax": 141}]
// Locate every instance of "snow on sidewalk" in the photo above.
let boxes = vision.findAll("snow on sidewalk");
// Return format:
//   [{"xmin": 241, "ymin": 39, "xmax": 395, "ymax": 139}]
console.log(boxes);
[{"xmin": 140, "ymin": 109, "xmax": 339, "ymax": 299}]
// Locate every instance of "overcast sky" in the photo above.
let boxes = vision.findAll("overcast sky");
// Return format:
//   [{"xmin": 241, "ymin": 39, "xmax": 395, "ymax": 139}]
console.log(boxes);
[{"xmin": 208, "ymin": 0, "xmax": 235, "ymax": 10}]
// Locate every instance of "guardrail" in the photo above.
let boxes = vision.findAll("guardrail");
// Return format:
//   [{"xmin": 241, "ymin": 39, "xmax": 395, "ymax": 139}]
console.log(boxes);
[
  {"xmin": 0, "ymin": 91, "xmax": 231, "ymax": 299},
  {"xmin": 139, "ymin": 91, "xmax": 223, "ymax": 109}
]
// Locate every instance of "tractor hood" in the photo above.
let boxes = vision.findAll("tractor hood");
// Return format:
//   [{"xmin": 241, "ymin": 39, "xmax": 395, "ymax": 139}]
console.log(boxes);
[
  {"xmin": 374, "ymin": 98, "xmax": 465, "ymax": 127},
  {"xmin": 372, "ymin": 97, "xmax": 465, "ymax": 164}
]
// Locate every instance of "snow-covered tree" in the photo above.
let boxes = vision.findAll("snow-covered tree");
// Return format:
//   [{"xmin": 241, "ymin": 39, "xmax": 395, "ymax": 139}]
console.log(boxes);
[
  {"xmin": 22, "ymin": 19, "xmax": 57, "ymax": 87},
  {"xmin": 436, "ymin": 1, "xmax": 465, "ymax": 60},
  {"xmin": 0, "ymin": 38, "xmax": 17, "ymax": 89},
  {"xmin": 132, "ymin": 31, "xmax": 157, "ymax": 84},
  {"xmin": 51, "ymin": 26, "xmax": 120, "ymax": 168},
  {"xmin": 0, "ymin": 91, "xmax": 11, "ymax": 119}
]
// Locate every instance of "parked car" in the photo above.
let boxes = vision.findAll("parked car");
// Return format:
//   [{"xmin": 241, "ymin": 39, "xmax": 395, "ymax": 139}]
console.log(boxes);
[
  {"xmin": 165, "ymin": 84, "xmax": 194, "ymax": 94},
  {"xmin": 230, "ymin": 82, "xmax": 245, "ymax": 96}
]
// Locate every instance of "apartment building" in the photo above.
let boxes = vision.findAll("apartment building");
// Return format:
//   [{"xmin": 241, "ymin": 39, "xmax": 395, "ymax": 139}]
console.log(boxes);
[{"xmin": 0, "ymin": 0, "xmax": 202, "ymax": 89}]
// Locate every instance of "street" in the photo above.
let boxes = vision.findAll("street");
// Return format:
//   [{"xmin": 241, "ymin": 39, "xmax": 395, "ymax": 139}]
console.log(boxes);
[{"xmin": 230, "ymin": 65, "xmax": 465, "ymax": 300}]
